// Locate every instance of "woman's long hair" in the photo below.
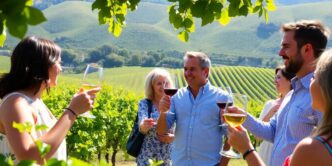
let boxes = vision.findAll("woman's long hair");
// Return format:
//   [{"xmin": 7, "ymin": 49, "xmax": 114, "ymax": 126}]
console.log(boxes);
[
  {"xmin": 0, "ymin": 36, "xmax": 61, "ymax": 98},
  {"xmin": 313, "ymin": 49, "xmax": 332, "ymax": 141}
]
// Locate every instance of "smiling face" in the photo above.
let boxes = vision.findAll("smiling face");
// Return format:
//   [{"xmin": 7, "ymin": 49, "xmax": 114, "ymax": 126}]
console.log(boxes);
[
  {"xmin": 183, "ymin": 57, "xmax": 208, "ymax": 88},
  {"xmin": 279, "ymin": 31, "xmax": 304, "ymax": 74},
  {"xmin": 48, "ymin": 57, "xmax": 62, "ymax": 87}
]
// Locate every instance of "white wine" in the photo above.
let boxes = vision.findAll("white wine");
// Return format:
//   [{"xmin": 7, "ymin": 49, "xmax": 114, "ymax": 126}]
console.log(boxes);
[
  {"xmin": 81, "ymin": 83, "xmax": 98, "ymax": 90},
  {"xmin": 223, "ymin": 113, "xmax": 246, "ymax": 127}
]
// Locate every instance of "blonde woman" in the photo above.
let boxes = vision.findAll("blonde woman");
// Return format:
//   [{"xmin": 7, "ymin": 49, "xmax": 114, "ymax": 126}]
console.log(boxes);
[{"xmin": 137, "ymin": 68, "xmax": 174, "ymax": 166}]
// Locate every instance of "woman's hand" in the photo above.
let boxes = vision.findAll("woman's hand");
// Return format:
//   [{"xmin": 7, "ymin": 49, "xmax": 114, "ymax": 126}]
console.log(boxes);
[
  {"xmin": 227, "ymin": 125, "xmax": 254, "ymax": 154},
  {"xmin": 139, "ymin": 118, "xmax": 155, "ymax": 134},
  {"xmin": 68, "ymin": 87, "xmax": 101, "ymax": 115},
  {"xmin": 157, "ymin": 133, "xmax": 175, "ymax": 143}
]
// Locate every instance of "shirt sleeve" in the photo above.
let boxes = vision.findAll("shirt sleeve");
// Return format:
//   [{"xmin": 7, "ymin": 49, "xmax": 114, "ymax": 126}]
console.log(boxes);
[
  {"xmin": 166, "ymin": 97, "xmax": 176, "ymax": 129},
  {"xmin": 244, "ymin": 112, "xmax": 276, "ymax": 142}
]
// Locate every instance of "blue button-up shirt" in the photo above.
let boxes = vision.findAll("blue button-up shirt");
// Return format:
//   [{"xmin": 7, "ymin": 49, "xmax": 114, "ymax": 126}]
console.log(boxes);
[
  {"xmin": 165, "ymin": 82, "xmax": 229, "ymax": 166},
  {"xmin": 244, "ymin": 72, "xmax": 322, "ymax": 166}
]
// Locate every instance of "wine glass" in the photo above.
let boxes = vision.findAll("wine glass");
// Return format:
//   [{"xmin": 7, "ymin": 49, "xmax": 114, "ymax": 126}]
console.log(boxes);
[
  {"xmin": 219, "ymin": 87, "xmax": 248, "ymax": 158},
  {"xmin": 80, "ymin": 63, "xmax": 103, "ymax": 118},
  {"xmin": 164, "ymin": 73, "xmax": 179, "ymax": 96}
]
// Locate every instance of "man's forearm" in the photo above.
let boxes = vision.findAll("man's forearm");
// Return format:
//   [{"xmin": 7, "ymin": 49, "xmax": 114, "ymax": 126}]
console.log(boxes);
[{"xmin": 156, "ymin": 112, "xmax": 168, "ymax": 135}]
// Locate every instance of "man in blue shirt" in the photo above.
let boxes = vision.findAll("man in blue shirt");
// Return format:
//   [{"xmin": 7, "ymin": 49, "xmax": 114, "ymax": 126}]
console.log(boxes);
[
  {"xmin": 242, "ymin": 20, "xmax": 330, "ymax": 166},
  {"xmin": 157, "ymin": 52, "xmax": 230, "ymax": 166}
]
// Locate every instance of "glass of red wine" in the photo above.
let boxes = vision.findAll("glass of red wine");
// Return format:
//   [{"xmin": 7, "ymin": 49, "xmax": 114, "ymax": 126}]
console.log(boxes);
[{"xmin": 164, "ymin": 73, "xmax": 179, "ymax": 96}]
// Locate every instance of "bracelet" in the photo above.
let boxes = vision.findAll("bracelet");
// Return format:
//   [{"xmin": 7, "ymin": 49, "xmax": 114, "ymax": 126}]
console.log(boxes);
[
  {"xmin": 65, "ymin": 108, "xmax": 78, "ymax": 117},
  {"xmin": 242, "ymin": 148, "xmax": 255, "ymax": 159}
]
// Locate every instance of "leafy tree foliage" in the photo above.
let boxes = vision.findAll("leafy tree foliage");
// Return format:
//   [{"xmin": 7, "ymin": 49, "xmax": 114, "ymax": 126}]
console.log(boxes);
[{"xmin": 0, "ymin": 0, "xmax": 276, "ymax": 46}]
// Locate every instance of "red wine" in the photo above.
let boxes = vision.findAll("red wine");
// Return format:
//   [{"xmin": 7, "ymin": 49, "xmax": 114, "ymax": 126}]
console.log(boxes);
[
  {"xmin": 216, "ymin": 102, "xmax": 233, "ymax": 109},
  {"xmin": 164, "ymin": 89, "xmax": 178, "ymax": 96}
]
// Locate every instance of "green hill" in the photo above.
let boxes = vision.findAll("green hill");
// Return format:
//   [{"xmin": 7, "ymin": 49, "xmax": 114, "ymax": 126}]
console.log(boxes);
[
  {"xmin": 0, "ymin": 56, "xmax": 275, "ymax": 102},
  {"xmin": 61, "ymin": 65, "xmax": 276, "ymax": 103},
  {"xmin": 4, "ymin": 1, "xmax": 332, "ymax": 57}
]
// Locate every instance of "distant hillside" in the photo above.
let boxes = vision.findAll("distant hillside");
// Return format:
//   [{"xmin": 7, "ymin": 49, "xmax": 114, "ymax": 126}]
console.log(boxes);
[{"xmin": 5, "ymin": 1, "xmax": 332, "ymax": 58}]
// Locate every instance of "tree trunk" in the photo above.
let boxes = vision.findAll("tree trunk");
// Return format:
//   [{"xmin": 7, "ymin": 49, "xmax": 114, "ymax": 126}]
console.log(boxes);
[
  {"xmin": 111, "ymin": 150, "xmax": 118, "ymax": 166},
  {"xmin": 98, "ymin": 151, "xmax": 101, "ymax": 161}
]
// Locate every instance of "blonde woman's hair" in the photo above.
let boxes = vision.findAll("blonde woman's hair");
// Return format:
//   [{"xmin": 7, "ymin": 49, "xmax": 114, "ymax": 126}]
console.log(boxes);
[
  {"xmin": 313, "ymin": 49, "xmax": 332, "ymax": 141},
  {"xmin": 144, "ymin": 68, "xmax": 172, "ymax": 100}
]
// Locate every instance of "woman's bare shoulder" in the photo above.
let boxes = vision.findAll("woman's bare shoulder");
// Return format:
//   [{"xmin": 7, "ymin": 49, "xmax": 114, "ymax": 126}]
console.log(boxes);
[{"xmin": 290, "ymin": 137, "xmax": 332, "ymax": 165}]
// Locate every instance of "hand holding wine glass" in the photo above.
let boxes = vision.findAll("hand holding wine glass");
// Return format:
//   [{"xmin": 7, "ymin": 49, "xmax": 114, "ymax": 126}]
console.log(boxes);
[{"xmin": 219, "ymin": 87, "xmax": 248, "ymax": 159}]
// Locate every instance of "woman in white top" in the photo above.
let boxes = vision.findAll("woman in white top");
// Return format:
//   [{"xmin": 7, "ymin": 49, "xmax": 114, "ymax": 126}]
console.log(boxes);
[
  {"xmin": 257, "ymin": 66, "xmax": 295, "ymax": 164},
  {"xmin": 0, "ymin": 36, "xmax": 100, "ymax": 164}
]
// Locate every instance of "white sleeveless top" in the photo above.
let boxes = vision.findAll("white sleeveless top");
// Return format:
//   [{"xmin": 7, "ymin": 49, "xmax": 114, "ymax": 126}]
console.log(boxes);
[{"xmin": 0, "ymin": 92, "xmax": 66, "ymax": 162}]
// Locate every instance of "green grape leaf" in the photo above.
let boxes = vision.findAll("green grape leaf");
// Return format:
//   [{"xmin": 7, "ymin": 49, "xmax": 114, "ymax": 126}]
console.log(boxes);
[
  {"xmin": 183, "ymin": 17, "xmax": 194, "ymax": 32},
  {"xmin": 191, "ymin": 0, "xmax": 207, "ymax": 18},
  {"xmin": 25, "ymin": 0, "xmax": 34, "ymax": 6},
  {"xmin": 266, "ymin": 0, "xmax": 277, "ymax": 11},
  {"xmin": 252, "ymin": 5, "xmax": 261, "ymax": 13},
  {"xmin": 173, "ymin": 13, "xmax": 183, "ymax": 29},
  {"xmin": 218, "ymin": 8, "xmax": 231, "ymax": 26},
  {"xmin": 17, "ymin": 160, "xmax": 38, "ymax": 166},
  {"xmin": 12, "ymin": 122, "xmax": 33, "ymax": 133},
  {"xmin": 6, "ymin": 15, "xmax": 27, "ymax": 39},
  {"xmin": 239, "ymin": 5, "xmax": 249, "ymax": 16},
  {"xmin": 228, "ymin": 2, "xmax": 240, "ymax": 17},
  {"xmin": 108, "ymin": 19, "xmax": 122, "ymax": 37},
  {"xmin": 35, "ymin": 140, "xmax": 51, "ymax": 158},
  {"xmin": 45, "ymin": 158, "xmax": 66, "ymax": 166},
  {"xmin": 201, "ymin": 10, "xmax": 214, "ymax": 26},
  {"xmin": 178, "ymin": 30, "xmax": 189, "ymax": 42},
  {"xmin": 0, "ymin": 25, "xmax": 6, "ymax": 47},
  {"xmin": 35, "ymin": 124, "xmax": 48, "ymax": 131},
  {"xmin": 115, "ymin": 14, "xmax": 126, "ymax": 25},
  {"xmin": 263, "ymin": 8, "xmax": 269, "ymax": 23},
  {"xmin": 258, "ymin": 7, "xmax": 263, "ymax": 17},
  {"xmin": 168, "ymin": 5, "xmax": 176, "ymax": 24},
  {"xmin": 128, "ymin": 0, "xmax": 140, "ymax": 10},
  {"xmin": 91, "ymin": 0, "xmax": 106, "ymax": 10},
  {"xmin": 178, "ymin": 0, "xmax": 192, "ymax": 13},
  {"xmin": 24, "ymin": 7, "xmax": 47, "ymax": 25}
]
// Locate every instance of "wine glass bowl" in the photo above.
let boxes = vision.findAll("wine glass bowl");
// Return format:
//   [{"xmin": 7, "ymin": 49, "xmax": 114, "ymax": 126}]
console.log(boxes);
[
  {"xmin": 80, "ymin": 63, "xmax": 103, "ymax": 118},
  {"xmin": 164, "ymin": 73, "xmax": 179, "ymax": 96},
  {"xmin": 82, "ymin": 63, "xmax": 103, "ymax": 90}
]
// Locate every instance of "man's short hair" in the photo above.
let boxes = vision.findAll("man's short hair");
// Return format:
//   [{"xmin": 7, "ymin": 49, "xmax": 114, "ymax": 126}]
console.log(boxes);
[
  {"xmin": 281, "ymin": 20, "xmax": 330, "ymax": 58},
  {"xmin": 183, "ymin": 51, "xmax": 211, "ymax": 69}
]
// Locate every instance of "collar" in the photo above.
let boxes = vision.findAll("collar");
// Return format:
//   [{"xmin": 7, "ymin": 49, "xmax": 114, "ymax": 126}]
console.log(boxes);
[
  {"xmin": 291, "ymin": 72, "xmax": 313, "ymax": 90},
  {"xmin": 186, "ymin": 80, "xmax": 210, "ymax": 95}
]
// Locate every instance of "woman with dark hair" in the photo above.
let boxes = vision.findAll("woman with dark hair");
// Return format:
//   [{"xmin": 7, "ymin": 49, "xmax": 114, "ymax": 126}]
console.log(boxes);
[
  {"xmin": 0, "ymin": 36, "xmax": 99, "ymax": 163},
  {"xmin": 257, "ymin": 66, "xmax": 295, "ymax": 164}
]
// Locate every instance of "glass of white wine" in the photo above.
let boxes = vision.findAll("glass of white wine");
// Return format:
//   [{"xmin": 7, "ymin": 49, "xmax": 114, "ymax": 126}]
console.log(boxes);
[
  {"xmin": 80, "ymin": 63, "xmax": 103, "ymax": 118},
  {"xmin": 220, "ymin": 88, "xmax": 248, "ymax": 158}
]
